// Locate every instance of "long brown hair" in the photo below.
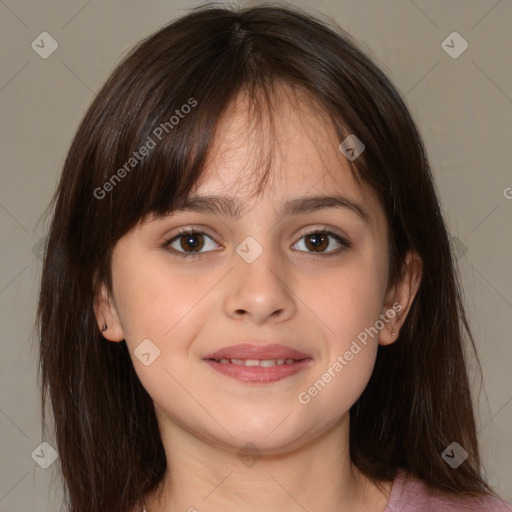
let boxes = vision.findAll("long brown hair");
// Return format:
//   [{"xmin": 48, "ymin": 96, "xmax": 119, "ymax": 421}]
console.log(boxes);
[{"xmin": 36, "ymin": 3, "xmax": 500, "ymax": 511}]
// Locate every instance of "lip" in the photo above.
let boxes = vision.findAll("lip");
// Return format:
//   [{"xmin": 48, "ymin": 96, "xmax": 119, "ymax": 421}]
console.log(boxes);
[
  {"xmin": 202, "ymin": 343, "xmax": 312, "ymax": 361},
  {"xmin": 204, "ymin": 358, "xmax": 313, "ymax": 384},
  {"xmin": 202, "ymin": 343, "xmax": 313, "ymax": 384}
]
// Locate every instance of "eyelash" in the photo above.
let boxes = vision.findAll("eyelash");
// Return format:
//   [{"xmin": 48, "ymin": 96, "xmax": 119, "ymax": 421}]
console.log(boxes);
[{"xmin": 163, "ymin": 226, "xmax": 351, "ymax": 259}]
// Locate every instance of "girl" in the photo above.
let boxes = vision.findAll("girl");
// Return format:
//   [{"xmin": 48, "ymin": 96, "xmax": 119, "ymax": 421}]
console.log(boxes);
[{"xmin": 37, "ymin": 3, "xmax": 511, "ymax": 512}]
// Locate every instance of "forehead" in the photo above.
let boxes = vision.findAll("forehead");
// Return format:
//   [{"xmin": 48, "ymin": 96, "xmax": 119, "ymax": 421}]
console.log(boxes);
[{"xmin": 189, "ymin": 85, "xmax": 384, "ymax": 228}]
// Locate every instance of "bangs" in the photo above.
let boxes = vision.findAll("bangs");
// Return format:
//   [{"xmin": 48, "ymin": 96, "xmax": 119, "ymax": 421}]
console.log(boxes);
[
  {"xmin": 128, "ymin": 79, "xmax": 283, "ymax": 222},
  {"xmin": 93, "ymin": 75, "xmax": 359, "ymax": 239}
]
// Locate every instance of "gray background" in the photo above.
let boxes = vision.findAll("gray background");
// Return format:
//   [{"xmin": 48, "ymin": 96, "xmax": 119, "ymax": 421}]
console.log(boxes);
[{"xmin": 0, "ymin": 0, "xmax": 511, "ymax": 510}]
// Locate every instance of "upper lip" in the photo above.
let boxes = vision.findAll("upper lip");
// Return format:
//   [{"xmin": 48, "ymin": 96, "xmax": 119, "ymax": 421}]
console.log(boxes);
[{"xmin": 203, "ymin": 343, "xmax": 312, "ymax": 361}]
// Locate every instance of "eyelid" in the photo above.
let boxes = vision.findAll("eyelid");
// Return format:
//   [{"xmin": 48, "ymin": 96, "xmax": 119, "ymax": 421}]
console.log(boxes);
[
  {"xmin": 295, "ymin": 225, "xmax": 349, "ymax": 244},
  {"xmin": 166, "ymin": 225, "xmax": 219, "ymax": 243}
]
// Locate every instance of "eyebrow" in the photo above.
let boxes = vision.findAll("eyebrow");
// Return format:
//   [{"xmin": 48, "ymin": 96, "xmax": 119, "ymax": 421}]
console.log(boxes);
[{"xmin": 164, "ymin": 194, "xmax": 370, "ymax": 224}]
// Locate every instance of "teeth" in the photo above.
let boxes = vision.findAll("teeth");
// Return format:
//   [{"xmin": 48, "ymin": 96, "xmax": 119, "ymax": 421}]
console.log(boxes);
[{"xmin": 215, "ymin": 358, "xmax": 298, "ymax": 366}]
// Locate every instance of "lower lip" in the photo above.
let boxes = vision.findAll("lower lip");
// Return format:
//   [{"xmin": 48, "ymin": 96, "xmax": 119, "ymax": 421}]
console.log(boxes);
[{"xmin": 203, "ymin": 358, "xmax": 313, "ymax": 383}]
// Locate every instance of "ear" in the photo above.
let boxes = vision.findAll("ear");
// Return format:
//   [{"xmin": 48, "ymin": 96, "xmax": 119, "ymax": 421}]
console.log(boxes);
[
  {"xmin": 93, "ymin": 281, "xmax": 125, "ymax": 343},
  {"xmin": 379, "ymin": 250, "xmax": 423, "ymax": 346}
]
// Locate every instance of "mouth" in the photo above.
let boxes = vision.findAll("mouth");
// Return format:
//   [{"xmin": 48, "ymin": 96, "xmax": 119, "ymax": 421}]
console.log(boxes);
[
  {"xmin": 202, "ymin": 342, "xmax": 313, "ymax": 383},
  {"xmin": 203, "ymin": 356, "xmax": 313, "ymax": 383}
]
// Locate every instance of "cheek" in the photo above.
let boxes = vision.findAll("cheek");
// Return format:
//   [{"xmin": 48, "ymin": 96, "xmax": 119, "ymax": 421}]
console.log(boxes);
[
  {"xmin": 310, "ymin": 250, "xmax": 387, "ymax": 348},
  {"xmin": 296, "ymin": 272, "xmax": 383, "ymax": 420},
  {"xmin": 112, "ymin": 249, "xmax": 214, "ymax": 342},
  {"xmin": 295, "ymin": 249, "xmax": 386, "ymax": 405},
  {"xmin": 111, "ymin": 253, "xmax": 214, "ymax": 408}
]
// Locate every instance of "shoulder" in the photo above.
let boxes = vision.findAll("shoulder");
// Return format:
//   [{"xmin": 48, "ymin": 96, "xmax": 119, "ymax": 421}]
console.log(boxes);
[{"xmin": 384, "ymin": 468, "xmax": 512, "ymax": 512}]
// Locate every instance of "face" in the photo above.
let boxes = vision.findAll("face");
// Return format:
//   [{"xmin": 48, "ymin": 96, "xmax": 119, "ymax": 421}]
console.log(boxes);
[{"xmin": 96, "ymin": 87, "xmax": 410, "ymax": 455}]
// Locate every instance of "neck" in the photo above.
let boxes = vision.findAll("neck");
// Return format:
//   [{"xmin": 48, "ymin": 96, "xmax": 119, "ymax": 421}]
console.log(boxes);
[{"xmin": 143, "ymin": 411, "xmax": 391, "ymax": 512}]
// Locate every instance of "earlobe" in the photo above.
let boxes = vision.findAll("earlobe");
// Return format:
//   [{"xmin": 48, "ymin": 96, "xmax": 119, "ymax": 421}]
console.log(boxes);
[
  {"xmin": 379, "ymin": 250, "xmax": 423, "ymax": 346},
  {"xmin": 93, "ymin": 282, "xmax": 125, "ymax": 342}
]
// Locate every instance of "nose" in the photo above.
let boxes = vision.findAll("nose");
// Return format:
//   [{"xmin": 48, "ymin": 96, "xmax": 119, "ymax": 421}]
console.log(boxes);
[{"xmin": 223, "ymin": 243, "xmax": 297, "ymax": 326}]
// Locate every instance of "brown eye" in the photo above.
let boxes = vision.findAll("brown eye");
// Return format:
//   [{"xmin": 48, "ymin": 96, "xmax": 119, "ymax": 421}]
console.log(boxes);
[
  {"xmin": 293, "ymin": 229, "xmax": 350, "ymax": 255},
  {"xmin": 165, "ymin": 229, "xmax": 219, "ymax": 258}
]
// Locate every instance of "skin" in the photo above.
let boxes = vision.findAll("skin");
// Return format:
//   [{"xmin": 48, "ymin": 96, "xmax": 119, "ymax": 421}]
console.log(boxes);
[{"xmin": 94, "ymin": 86, "xmax": 422, "ymax": 512}]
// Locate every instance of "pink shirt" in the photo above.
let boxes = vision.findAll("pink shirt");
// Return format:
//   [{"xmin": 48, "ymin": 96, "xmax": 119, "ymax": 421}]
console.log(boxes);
[
  {"xmin": 384, "ymin": 469, "xmax": 512, "ymax": 511},
  {"xmin": 137, "ymin": 469, "xmax": 512, "ymax": 511}
]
